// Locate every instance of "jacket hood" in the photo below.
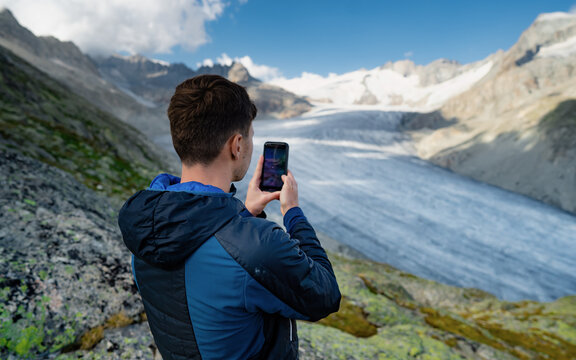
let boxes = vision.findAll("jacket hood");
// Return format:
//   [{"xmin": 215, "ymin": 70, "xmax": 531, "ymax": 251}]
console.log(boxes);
[{"xmin": 118, "ymin": 175, "xmax": 244, "ymax": 269}]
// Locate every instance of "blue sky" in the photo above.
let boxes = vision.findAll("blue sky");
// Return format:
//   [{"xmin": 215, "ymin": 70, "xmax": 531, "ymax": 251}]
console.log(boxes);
[
  {"xmin": 3, "ymin": 0, "xmax": 576, "ymax": 79},
  {"xmin": 157, "ymin": 0, "xmax": 576, "ymax": 78}
]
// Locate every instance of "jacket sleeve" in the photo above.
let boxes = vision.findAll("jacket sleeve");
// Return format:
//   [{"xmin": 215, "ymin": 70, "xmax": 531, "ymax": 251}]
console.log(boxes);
[
  {"xmin": 217, "ymin": 207, "xmax": 341, "ymax": 322},
  {"xmin": 277, "ymin": 207, "xmax": 341, "ymax": 321},
  {"xmin": 244, "ymin": 273, "xmax": 310, "ymax": 320}
]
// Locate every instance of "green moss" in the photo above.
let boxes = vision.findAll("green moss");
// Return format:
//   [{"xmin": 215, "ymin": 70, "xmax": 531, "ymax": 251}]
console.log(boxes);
[
  {"xmin": 64, "ymin": 266, "xmax": 75, "ymax": 275},
  {"xmin": 421, "ymin": 307, "xmax": 511, "ymax": 354},
  {"xmin": 482, "ymin": 322, "xmax": 576, "ymax": 360},
  {"xmin": 23, "ymin": 199, "xmax": 37, "ymax": 206},
  {"xmin": 359, "ymin": 273, "xmax": 416, "ymax": 310},
  {"xmin": 555, "ymin": 321, "xmax": 576, "ymax": 343},
  {"xmin": 544, "ymin": 295, "xmax": 576, "ymax": 316},
  {"xmin": 422, "ymin": 304, "xmax": 576, "ymax": 360},
  {"xmin": 299, "ymin": 322, "xmax": 463, "ymax": 360},
  {"xmin": 13, "ymin": 326, "xmax": 45, "ymax": 356},
  {"xmin": 0, "ymin": 46, "xmax": 173, "ymax": 201},
  {"xmin": 74, "ymin": 312, "xmax": 136, "ymax": 351},
  {"xmin": 317, "ymin": 297, "xmax": 377, "ymax": 337},
  {"xmin": 105, "ymin": 312, "xmax": 133, "ymax": 328},
  {"xmin": 80, "ymin": 326, "xmax": 104, "ymax": 350}
]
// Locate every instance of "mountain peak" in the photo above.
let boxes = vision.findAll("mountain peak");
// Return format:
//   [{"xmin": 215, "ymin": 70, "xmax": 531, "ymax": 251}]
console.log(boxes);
[
  {"xmin": 0, "ymin": 7, "xmax": 16, "ymax": 20},
  {"xmin": 381, "ymin": 59, "xmax": 416, "ymax": 75},
  {"xmin": 0, "ymin": 7, "xmax": 35, "ymax": 41},
  {"xmin": 507, "ymin": 11, "xmax": 576, "ymax": 67},
  {"xmin": 535, "ymin": 11, "xmax": 576, "ymax": 23},
  {"xmin": 110, "ymin": 53, "xmax": 156, "ymax": 65},
  {"xmin": 228, "ymin": 62, "xmax": 259, "ymax": 84}
]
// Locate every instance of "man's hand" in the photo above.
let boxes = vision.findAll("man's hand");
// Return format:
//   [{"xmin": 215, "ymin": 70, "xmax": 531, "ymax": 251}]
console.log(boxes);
[
  {"xmin": 245, "ymin": 155, "xmax": 281, "ymax": 216},
  {"xmin": 280, "ymin": 170, "xmax": 299, "ymax": 216}
]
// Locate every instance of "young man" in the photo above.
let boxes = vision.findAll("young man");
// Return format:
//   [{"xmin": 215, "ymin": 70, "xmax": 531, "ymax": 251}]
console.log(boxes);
[{"xmin": 118, "ymin": 75, "xmax": 341, "ymax": 360}]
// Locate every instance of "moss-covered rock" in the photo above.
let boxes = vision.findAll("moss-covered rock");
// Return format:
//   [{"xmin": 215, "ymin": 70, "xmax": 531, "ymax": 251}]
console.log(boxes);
[
  {"xmin": 0, "ymin": 44, "xmax": 176, "ymax": 203},
  {"xmin": 301, "ymin": 254, "xmax": 576, "ymax": 359}
]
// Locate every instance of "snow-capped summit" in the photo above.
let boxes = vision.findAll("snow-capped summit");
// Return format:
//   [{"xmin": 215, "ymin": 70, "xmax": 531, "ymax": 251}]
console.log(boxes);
[
  {"xmin": 270, "ymin": 58, "xmax": 493, "ymax": 111},
  {"xmin": 534, "ymin": 11, "xmax": 576, "ymax": 23}
]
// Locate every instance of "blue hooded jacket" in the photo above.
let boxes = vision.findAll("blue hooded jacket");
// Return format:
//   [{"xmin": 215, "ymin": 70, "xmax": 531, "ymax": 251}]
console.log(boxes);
[{"xmin": 118, "ymin": 174, "xmax": 341, "ymax": 360}]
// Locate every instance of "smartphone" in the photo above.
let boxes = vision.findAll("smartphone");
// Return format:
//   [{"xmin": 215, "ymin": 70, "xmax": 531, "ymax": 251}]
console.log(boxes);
[{"xmin": 259, "ymin": 141, "xmax": 289, "ymax": 192}]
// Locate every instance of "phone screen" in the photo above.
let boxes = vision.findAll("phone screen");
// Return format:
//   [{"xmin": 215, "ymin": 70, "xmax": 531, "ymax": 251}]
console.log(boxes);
[{"xmin": 260, "ymin": 142, "xmax": 289, "ymax": 192}]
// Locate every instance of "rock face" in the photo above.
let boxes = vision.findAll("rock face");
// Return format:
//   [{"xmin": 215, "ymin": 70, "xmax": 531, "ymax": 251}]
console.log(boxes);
[
  {"xmin": 0, "ymin": 43, "xmax": 176, "ymax": 199},
  {"xmin": 410, "ymin": 12, "xmax": 576, "ymax": 213},
  {"xmin": 0, "ymin": 39, "xmax": 169, "ymax": 358},
  {"xmin": 299, "ymin": 255, "xmax": 576, "ymax": 360},
  {"xmin": 0, "ymin": 9, "xmax": 170, "ymax": 140},
  {"xmin": 95, "ymin": 54, "xmax": 196, "ymax": 105},
  {"xmin": 0, "ymin": 8, "xmax": 310, "ymax": 149},
  {"xmin": 0, "ymin": 9, "xmax": 99, "ymax": 76},
  {"xmin": 94, "ymin": 54, "xmax": 312, "ymax": 120},
  {"xmin": 0, "ymin": 150, "xmax": 147, "ymax": 356}
]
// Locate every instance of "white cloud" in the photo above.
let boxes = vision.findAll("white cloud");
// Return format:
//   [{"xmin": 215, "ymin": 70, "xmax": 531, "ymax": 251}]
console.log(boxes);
[
  {"xmin": 217, "ymin": 53, "xmax": 234, "ymax": 66},
  {"xmin": 404, "ymin": 51, "xmax": 414, "ymax": 58},
  {"xmin": 234, "ymin": 55, "xmax": 282, "ymax": 81},
  {"xmin": 0, "ymin": 0, "xmax": 229, "ymax": 55},
  {"xmin": 200, "ymin": 53, "xmax": 282, "ymax": 82},
  {"xmin": 197, "ymin": 58, "xmax": 214, "ymax": 67},
  {"xmin": 571, "ymin": 4, "xmax": 576, "ymax": 14}
]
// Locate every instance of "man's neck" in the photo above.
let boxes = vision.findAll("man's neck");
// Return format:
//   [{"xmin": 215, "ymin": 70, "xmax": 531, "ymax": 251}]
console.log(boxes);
[{"xmin": 180, "ymin": 160, "xmax": 232, "ymax": 193}]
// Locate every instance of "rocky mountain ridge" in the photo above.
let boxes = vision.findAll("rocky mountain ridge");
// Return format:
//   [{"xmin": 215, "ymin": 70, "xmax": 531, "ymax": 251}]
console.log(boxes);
[
  {"xmin": 271, "ymin": 56, "xmax": 495, "ymax": 109},
  {"xmin": 410, "ymin": 11, "xmax": 576, "ymax": 213},
  {"xmin": 94, "ymin": 53, "xmax": 312, "ymax": 119},
  {"xmin": 0, "ymin": 9, "xmax": 170, "ymax": 141},
  {"xmin": 0, "ymin": 39, "xmax": 173, "ymax": 358},
  {"xmin": 269, "ymin": 11, "xmax": 576, "ymax": 214},
  {"xmin": 0, "ymin": 9, "xmax": 99, "ymax": 76},
  {"xmin": 0, "ymin": 8, "xmax": 311, "ymax": 144}
]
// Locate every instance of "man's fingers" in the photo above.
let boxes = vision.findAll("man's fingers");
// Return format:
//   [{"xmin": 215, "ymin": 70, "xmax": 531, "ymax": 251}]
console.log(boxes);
[
  {"xmin": 282, "ymin": 170, "xmax": 297, "ymax": 188},
  {"xmin": 250, "ymin": 155, "xmax": 263, "ymax": 185},
  {"xmin": 265, "ymin": 191, "xmax": 281, "ymax": 202}
]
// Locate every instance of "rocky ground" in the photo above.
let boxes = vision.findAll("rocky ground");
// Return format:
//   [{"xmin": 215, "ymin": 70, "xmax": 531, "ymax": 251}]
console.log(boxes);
[
  {"xmin": 408, "ymin": 13, "xmax": 576, "ymax": 214},
  {"xmin": 2, "ymin": 148, "xmax": 575, "ymax": 359},
  {"xmin": 0, "ymin": 149, "xmax": 146, "ymax": 358}
]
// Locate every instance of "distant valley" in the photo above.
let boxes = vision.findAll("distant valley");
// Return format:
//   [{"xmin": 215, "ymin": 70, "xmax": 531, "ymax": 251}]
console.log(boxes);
[
  {"xmin": 1, "ymin": 8, "xmax": 574, "ymax": 214},
  {"xmin": 1, "ymin": 7, "xmax": 576, "ymax": 359},
  {"xmin": 272, "ymin": 12, "xmax": 576, "ymax": 214}
]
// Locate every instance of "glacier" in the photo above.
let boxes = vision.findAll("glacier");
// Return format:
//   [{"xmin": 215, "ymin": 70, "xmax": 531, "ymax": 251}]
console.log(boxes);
[{"xmin": 233, "ymin": 107, "xmax": 576, "ymax": 302}]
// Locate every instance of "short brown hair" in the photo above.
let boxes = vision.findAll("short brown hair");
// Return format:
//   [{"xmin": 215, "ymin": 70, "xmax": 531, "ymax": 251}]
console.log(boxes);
[{"xmin": 167, "ymin": 75, "xmax": 257, "ymax": 165}]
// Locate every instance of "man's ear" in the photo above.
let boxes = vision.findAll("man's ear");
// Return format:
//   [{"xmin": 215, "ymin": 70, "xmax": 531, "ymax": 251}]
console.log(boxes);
[{"xmin": 229, "ymin": 133, "xmax": 243, "ymax": 160}]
